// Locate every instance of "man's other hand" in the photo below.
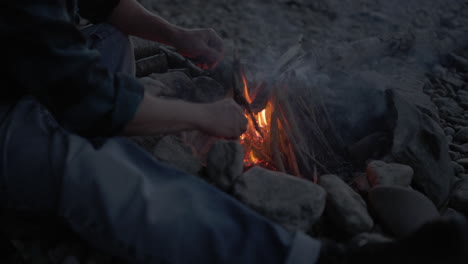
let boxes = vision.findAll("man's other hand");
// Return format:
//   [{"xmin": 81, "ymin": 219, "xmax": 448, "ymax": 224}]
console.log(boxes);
[
  {"xmin": 176, "ymin": 28, "xmax": 225, "ymax": 70},
  {"xmin": 198, "ymin": 99, "xmax": 247, "ymax": 139}
]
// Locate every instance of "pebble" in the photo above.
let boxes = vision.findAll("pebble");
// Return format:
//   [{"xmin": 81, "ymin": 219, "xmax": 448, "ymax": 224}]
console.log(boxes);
[
  {"xmin": 449, "ymin": 151, "xmax": 462, "ymax": 160},
  {"xmin": 451, "ymin": 161, "xmax": 465, "ymax": 174},
  {"xmin": 447, "ymin": 135, "xmax": 454, "ymax": 144},
  {"xmin": 62, "ymin": 256, "xmax": 80, "ymax": 264},
  {"xmin": 457, "ymin": 158, "xmax": 468, "ymax": 167},
  {"xmin": 450, "ymin": 143, "xmax": 468, "ymax": 153},
  {"xmin": 444, "ymin": 127, "xmax": 455, "ymax": 136},
  {"xmin": 454, "ymin": 127, "xmax": 468, "ymax": 143}
]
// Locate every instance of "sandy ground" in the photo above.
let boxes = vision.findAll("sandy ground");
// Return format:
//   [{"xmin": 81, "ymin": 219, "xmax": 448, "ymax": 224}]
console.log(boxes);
[{"xmin": 141, "ymin": 0, "xmax": 468, "ymax": 63}]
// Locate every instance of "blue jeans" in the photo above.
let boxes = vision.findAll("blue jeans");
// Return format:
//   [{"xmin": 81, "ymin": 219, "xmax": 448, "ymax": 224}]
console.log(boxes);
[{"xmin": 0, "ymin": 24, "xmax": 321, "ymax": 264}]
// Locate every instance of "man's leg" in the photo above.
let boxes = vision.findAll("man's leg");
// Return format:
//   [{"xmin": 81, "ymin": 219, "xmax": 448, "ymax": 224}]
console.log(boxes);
[
  {"xmin": 81, "ymin": 24, "xmax": 136, "ymax": 76},
  {"xmin": 0, "ymin": 98, "xmax": 321, "ymax": 264}
]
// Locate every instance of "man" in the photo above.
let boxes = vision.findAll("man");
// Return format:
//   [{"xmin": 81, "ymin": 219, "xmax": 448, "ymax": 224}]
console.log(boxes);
[{"xmin": 0, "ymin": 0, "xmax": 467, "ymax": 263}]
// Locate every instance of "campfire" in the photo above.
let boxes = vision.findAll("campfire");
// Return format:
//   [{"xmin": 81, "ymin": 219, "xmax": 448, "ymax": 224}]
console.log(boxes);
[{"xmin": 231, "ymin": 48, "xmax": 328, "ymax": 183}]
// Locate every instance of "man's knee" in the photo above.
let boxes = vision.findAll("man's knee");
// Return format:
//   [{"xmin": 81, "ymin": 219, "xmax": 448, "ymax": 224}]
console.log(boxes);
[{"xmin": 81, "ymin": 24, "xmax": 135, "ymax": 75}]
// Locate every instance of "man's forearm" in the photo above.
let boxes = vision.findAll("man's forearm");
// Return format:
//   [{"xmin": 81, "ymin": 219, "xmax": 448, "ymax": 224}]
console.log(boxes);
[
  {"xmin": 109, "ymin": 0, "xmax": 184, "ymax": 47},
  {"xmin": 123, "ymin": 93, "xmax": 205, "ymax": 136}
]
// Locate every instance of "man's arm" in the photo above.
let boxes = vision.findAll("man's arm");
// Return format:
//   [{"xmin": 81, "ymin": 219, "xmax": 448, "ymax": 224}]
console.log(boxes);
[
  {"xmin": 108, "ymin": 0, "xmax": 224, "ymax": 68},
  {"xmin": 123, "ymin": 94, "xmax": 247, "ymax": 139}
]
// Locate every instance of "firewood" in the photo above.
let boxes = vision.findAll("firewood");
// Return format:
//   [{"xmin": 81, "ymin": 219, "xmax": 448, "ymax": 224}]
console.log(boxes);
[{"xmin": 136, "ymin": 53, "xmax": 168, "ymax": 77}]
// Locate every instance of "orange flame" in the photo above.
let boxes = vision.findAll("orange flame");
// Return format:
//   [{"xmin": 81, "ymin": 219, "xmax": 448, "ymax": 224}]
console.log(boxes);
[{"xmin": 240, "ymin": 73, "xmax": 271, "ymax": 167}]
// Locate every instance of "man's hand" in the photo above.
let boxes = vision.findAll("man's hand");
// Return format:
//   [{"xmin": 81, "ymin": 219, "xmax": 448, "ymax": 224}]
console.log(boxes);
[
  {"xmin": 109, "ymin": 0, "xmax": 224, "ymax": 70},
  {"xmin": 198, "ymin": 99, "xmax": 248, "ymax": 139},
  {"xmin": 175, "ymin": 28, "xmax": 225, "ymax": 70}
]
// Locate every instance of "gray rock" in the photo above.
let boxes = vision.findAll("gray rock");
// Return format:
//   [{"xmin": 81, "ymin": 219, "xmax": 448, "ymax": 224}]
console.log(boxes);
[
  {"xmin": 447, "ymin": 135, "xmax": 454, "ymax": 144},
  {"xmin": 433, "ymin": 97, "xmax": 463, "ymax": 117},
  {"xmin": 444, "ymin": 127, "xmax": 456, "ymax": 136},
  {"xmin": 350, "ymin": 233, "xmax": 393, "ymax": 247},
  {"xmin": 368, "ymin": 186, "xmax": 440, "ymax": 238},
  {"xmin": 450, "ymin": 143, "xmax": 468, "ymax": 153},
  {"xmin": 455, "ymin": 127, "xmax": 468, "ymax": 143},
  {"xmin": 389, "ymin": 91, "xmax": 452, "ymax": 207},
  {"xmin": 366, "ymin": 160, "xmax": 413, "ymax": 187},
  {"xmin": 443, "ymin": 208, "xmax": 466, "ymax": 219},
  {"xmin": 452, "ymin": 161, "xmax": 466, "ymax": 174},
  {"xmin": 149, "ymin": 72, "xmax": 197, "ymax": 100},
  {"xmin": 319, "ymin": 174, "xmax": 374, "ymax": 236},
  {"xmin": 352, "ymin": 172, "xmax": 371, "ymax": 194},
  {"xmin": 234, "ymin": 167, "xmax": 326, "ymax": 232},
  {"xmin": 457, "ymin": 158, "xmax": 468, "ymax": 167},
  {"xmin": 62, "ymin": 256, "xmax": 80, "ymax": 264},
  {"xmin": 450, "ymin": 178, "xmax": 468, "ymax": 215},
  {"xmin": 192, "ymin": 76, "xmax": 227, "ymax": 103},
  {"xmin": 153, "ymin": 136, "xmax": 202, "ymax": 175},
  {"xmin": 449, "ymin": 151, "xmax": 462, "ymax": 161},
  {"xmin": 206, "ymin": 140, "xmax": 244, "ymax": 191}
]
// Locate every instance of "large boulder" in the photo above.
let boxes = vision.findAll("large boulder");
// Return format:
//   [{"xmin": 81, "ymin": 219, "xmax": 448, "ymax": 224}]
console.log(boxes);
[
  {"xmin": 234, "ymin": 167, "xmax": 326, "ymax": 232},
  {"xmin": 319, "ymin": 174, "xmax": 374, "ymax": 236},
  {"xmin": 368, "ymin": 186, "xmax": 440, "ymax": 238},
  {"xmin": 388, "ymin": 90, "xmax": 453, "ymax": 208}
]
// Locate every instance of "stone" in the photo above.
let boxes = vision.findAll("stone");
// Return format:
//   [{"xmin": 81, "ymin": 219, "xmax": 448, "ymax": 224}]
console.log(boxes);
[
  {"xmin": 447, "ymin": 135, "xmax": 454, "ymax": 144},
  {"xmin": 457, "ymin": 158, "xmax": 468, "ymax": 167},
  {"xmin": 443, "ymin": 208, "xmax": 466, "ymax": 219},
  {"xmin": 452, "ymin": 161, "xmax": 466, "ymax": 174},
  {"xmin": 62, "ymin": 256, "xmax": 80, "ymax": 264},
  {"xmin": 352, "ymin": 172, "xmax": 372, "ymax": 194},
  {"xmin": 455, "ymin": 127, "xmax": 468, "ymax": 143},
  {"xmin": 192, "ymin": 76, "xmax": 227, "ymax": 103},
  {"xmin": 139, "ymin": 77, "xmax": 168, "ymax": 97},
  {"xmin": 433, "ymin": 97, "xmax": 463, "ymax": 117},
  {"xmin": 149, "ymin": 72, "xmax": 197, "ymax": 100},
  {"xmin": 366, "ymin": 160, "xmax": 413, "ymax": 187},
  {"xmin": 389, "ymin": 90, "xmax": 452, "ymax": 207},
  {"xmin": 450, "ymin": 178, "xmax": 468, "ymax": 216},
  {"xmin": 318, "ymin": 174, "xmax": 374, "ymax": 236},
  {"xmin": 153, "ymin": 136, "xmax": 202, "ymax": 175},
  {"xmin": 234, "ymin": 166, "xmax": 326, "ymax": 232},
  {"xmin": 449, "ymin": 151, "xmax": 462, "ymax": 161},
  {"xmin": 450, "ymin": 143, "xmax": 468, "ymax": 153},
  {"xmin": 350, "ymin": 233, "xmax": 393, "ymax": 247},
  {"xmin": 206, "ymin": 140, "xmax": 244, "ymax": 191},
  {"xmin": 444, "ymin": 127, "xmax": 456, "ymax": 136},
  {"xmin": 368, "ymin": 186, "xmax": 440, "ymax": 238}
]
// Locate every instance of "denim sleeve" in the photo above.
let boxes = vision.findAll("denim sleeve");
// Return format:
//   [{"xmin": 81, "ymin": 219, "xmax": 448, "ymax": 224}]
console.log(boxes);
[
  {"xmin": 78, "ymin": 0, "xmax": 121, "ymax": 24},
  {"xmin": 1, "ymin": 1, "xmax": 143, "ymax": 137}
]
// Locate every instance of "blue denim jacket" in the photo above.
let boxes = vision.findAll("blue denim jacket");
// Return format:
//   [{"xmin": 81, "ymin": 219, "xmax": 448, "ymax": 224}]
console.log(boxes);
[{"xmin": 0, "ymin": 0, "xmax": 142, "ymax": 137}]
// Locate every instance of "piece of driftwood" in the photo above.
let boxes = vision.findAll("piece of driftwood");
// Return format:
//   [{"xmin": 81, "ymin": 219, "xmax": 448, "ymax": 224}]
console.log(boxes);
[{"xmin": 136, "ymin": 53, "xmax": 169, "ymax": 77}]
